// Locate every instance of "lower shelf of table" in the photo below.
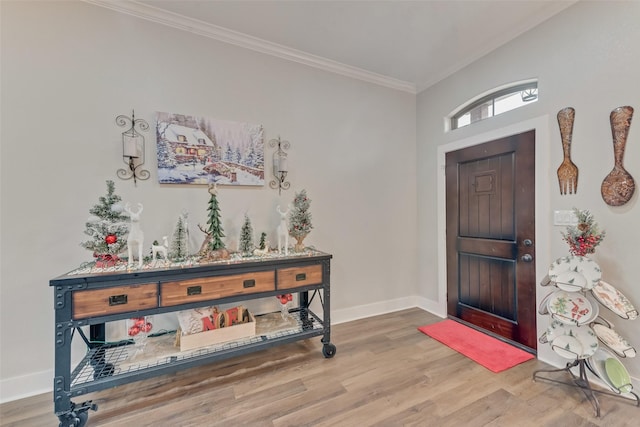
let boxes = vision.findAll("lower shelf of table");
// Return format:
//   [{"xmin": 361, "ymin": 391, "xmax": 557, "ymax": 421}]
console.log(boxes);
[{"xmin": 69, "ymin": 310, "xmax": 325, "ymax": 393}]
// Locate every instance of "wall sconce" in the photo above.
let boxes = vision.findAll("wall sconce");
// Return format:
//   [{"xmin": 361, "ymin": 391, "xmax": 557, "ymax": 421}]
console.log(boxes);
[
  {"xmin": 116, "ymin": 110, "xmax": 150, "ymax": 185},
  {"xmin": 269, "ymin": 136, "xmax": 291, "ymax": 194}
]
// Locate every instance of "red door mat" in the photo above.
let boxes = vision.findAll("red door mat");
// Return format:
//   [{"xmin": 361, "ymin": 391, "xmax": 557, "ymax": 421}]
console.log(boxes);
[{"xmin": 418, "ymin": 319, "xmax": 534, "ymax": 373}]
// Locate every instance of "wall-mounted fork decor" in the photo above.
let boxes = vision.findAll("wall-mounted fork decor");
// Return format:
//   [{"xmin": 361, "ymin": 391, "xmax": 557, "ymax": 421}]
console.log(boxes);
[{"xmin": 557, "ymin": 107, "xmax": 579, "ymax": 195}]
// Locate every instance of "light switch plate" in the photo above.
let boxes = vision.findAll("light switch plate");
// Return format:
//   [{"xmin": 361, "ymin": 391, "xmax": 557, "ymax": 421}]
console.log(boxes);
[{"xmin": 553, "ymin": 210, "xmax": 578, "ymax": 226}]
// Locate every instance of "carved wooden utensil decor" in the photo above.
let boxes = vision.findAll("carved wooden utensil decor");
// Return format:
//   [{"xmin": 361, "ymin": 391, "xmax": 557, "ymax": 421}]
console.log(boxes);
[
  {"xmin": 557, "ymin": 107, "xmax": 579, "ymax": 195},
  {"xmin": 601, "ymin": 106, "xmax": 635, "ymax": 206}
]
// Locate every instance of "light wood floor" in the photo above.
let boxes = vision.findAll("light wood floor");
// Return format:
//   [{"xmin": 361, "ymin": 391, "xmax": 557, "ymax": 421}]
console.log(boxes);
[{"xmin": 1, "ymin": 308, "xmax": 638, "ymax": 426}]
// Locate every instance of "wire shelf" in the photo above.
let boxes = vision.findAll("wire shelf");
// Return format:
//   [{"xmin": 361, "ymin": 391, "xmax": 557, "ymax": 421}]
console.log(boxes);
[{"xmin": 71, "ymin": 310, "xmax": 323, "ymax": 388}]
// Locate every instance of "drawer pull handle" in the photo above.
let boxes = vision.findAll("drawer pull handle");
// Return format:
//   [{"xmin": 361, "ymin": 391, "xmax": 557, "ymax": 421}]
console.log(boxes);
[
  {"xmin": 108, "ymin": 294, "xmax": 128, "ymax": 306},
  {"xmin": 187, "ymin": 286, "xmax": 202, "ymax": 296},
  {"xmin": 296, "ymin": 273, "xmax": 307, "ymax": 281},
  {"xmin": 243, "ymin": 279, "xmax": 256, "ymax": 288}
]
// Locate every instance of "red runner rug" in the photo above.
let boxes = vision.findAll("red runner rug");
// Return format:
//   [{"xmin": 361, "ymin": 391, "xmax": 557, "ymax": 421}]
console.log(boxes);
[{"xmin": 418, "ymin": 319, "xmax": 534, "ymax": 373}]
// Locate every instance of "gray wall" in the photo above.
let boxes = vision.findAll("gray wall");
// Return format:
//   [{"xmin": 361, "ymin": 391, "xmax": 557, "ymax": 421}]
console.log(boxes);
[
  {"xmin": 0, "ymin": 1, "xmax": 417, "ymax": 400},
  {"xmin": 417, "ymin": 0, "xmax": 640, "ymax": 379}
]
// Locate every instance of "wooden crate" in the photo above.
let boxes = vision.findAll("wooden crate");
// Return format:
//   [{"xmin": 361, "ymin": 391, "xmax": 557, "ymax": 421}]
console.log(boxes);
[{"xmin": 179, "ymin": 313, "xmax": 255, "ymax": 352}]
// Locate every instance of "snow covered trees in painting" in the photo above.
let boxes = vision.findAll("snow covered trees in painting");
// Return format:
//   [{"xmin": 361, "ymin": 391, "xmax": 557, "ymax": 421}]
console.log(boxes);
[{"xmin": 156, "ymin": 112, "xmax": 264, "ymax": 186}]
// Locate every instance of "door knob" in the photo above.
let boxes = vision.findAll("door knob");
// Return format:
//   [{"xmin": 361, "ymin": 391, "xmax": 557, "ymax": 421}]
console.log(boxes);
[{"xmin": 521, "ymin": 254, "xmax": 533, "ymax": 262}]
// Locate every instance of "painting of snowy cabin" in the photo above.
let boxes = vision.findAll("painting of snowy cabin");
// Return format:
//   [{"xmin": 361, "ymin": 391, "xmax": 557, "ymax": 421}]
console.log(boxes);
[{"xmin": 156, "ymin": 112, "xmax": 264, "ymax": 185}]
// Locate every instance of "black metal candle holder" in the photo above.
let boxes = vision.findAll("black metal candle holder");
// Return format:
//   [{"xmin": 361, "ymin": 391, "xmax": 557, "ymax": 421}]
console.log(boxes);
[{"xmin": 116, "ymin": 110, "xmax": 150, "ymax": 185}]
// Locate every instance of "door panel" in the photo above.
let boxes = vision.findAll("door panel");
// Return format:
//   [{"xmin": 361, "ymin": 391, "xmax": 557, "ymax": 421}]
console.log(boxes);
[
  {"xmin": 446, "ymin": 130, "xmax": 536, "ymax": 350},
  {"xmin": 458, "ymin": 255, "xmax": 515, "ymax": 320}
]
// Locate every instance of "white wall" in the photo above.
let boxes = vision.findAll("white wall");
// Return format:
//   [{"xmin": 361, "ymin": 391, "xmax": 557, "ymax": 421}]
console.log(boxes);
[
  {"xmin": 418, "ymin": 0, "xmax": 640, "ymax": 380},
  {"xmin": 0, "ymin": 1, "xmax": 417, "ymax": 401}
]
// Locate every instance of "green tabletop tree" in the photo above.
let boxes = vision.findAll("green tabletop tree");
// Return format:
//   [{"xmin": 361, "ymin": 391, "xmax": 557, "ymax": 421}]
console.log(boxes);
[
  {"xmin": 198, "ymin": 183, "xmax": 230, "ymax": 260},
  {"xmin": 239, "ymin": 214, "xmax": 254, "ymax": 256}
]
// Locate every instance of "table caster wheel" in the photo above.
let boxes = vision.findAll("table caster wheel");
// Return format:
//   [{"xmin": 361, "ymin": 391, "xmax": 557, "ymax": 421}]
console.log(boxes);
[
  {"xmin": 58, "ymin": 411, "xmax": 87, "ymax": 427},
  {"xmin": 75, "ymin": 411, "xmax": 88, "ymax": 427},
  {"xmin": 322, "ymin": 343, "xmax": 337, "ymax": 358}
]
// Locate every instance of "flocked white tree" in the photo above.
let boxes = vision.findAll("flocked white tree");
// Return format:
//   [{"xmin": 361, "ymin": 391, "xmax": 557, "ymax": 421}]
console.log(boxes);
[
  {"xmin": 169, "ymin": 213, "xmax": 189, "ymax": 261},
  {"xmin": 288, "ymin": 189, "xmax": 313, "ymax": 252},
  {"xmin": 81, "ymin": 180, "xmax": 129, "ymax": 263}
]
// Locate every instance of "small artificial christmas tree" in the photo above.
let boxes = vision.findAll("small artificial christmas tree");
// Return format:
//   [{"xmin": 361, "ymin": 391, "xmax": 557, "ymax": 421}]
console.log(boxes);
[
  {"xmin": 198, "ymin": 184, "xmax": 229, "ymax": 261},
  {"xmin": 206, "ymin": 184, "xmax": 226, "ymax": 251},
  {"xmin": 81, "ymin": 180, "xmax": 129, "ymax": 264},
  {"xmin": 169, "ymin": 214, "xmax": 189, "ymax": 261},
  {"xmin": 288, "ymin": 189, "xmax": 313, "ymax": 252},
  {"xmin": 258, "ymin": 232, "xmax": 267, "ymax": 250},
  {"xmin": 239, "ymin": 214, "xmax": 254, "ymax": 256}
]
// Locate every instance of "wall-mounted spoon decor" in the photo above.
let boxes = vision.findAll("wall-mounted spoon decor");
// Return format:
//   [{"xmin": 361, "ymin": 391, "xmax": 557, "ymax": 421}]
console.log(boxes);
[
  {"xmin": 601, "ymin": 106, "xmax": 635, "ymax": 206},
  {"xmin": 557, "ymin": 107, "xmax": 579, "ymax": 195}
]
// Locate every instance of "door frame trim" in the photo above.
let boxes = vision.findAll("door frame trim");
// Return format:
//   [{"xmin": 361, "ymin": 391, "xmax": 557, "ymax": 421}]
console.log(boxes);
[{"xmin": 436, "ymin": 116, "xmax": 552, "ymax": 351}]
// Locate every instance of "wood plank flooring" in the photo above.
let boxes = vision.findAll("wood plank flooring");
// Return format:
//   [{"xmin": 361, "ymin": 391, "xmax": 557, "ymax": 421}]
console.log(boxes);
[{"xmin": 1, "ymin": 308, "xmax": 638, "ymax": 426}]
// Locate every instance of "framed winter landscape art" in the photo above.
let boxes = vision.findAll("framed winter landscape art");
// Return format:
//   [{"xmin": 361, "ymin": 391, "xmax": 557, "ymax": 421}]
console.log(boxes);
[{"xmin": 156, "ymin": 112, "xmax": 264, "ymax": 185}]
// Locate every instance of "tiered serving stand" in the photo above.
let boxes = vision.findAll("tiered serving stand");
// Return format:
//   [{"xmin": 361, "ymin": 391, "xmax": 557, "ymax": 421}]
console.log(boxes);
[{"xmin": 533, "ymin": 255, "xmax": 639, "ymax": 417}]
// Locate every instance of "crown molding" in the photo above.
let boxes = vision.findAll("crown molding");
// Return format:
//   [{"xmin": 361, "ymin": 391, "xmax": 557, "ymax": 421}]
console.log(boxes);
[{"xmin": 83, "ymin": 0, "xmax": 417, "ymax": 94}]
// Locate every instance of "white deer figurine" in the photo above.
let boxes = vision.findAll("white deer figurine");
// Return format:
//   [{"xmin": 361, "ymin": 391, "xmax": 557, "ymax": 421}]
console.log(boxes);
[
  {"xmin": 152, "ymin": 236, "xmax": 169, "ymax": 262},
  {"xmin": 276, "ymin": 205, "xmax": 289, "ymax": 256},
  {"xmin": 125, "ymin": 203, "xmax": 144, "ymax": 268}
]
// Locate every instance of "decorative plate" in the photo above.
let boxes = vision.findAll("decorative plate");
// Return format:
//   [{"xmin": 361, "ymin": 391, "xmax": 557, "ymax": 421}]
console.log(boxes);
[
  {"xmin": 538, "ymin": 291, "xmax": 554, "ymax": 315},
  {"xmin": 591, "ymin": 280, "xmax": 638, "ymax": 320},
  {"xmin": 551, "ymin": 335, "xmax": 583, "ymax": 360},
  {"xmin": 547, "ymin": 291, "xmax": 598, "ymax": 325},
  {"xmin": 554, "ymin": 271, "xmax": 588, "ymax": 292},
  {"xmin": 605, "ymin": 357, "xmax": 633, "ymax": 394},
  {"xmin": 592, "ymin": 323, "xmax": 637, "ymax": 358},
  {"xmin": 546, "ymin": 320, "xmax": 598, "ymax": 360},
  {"xmin": 548, "ymin": 256, "xmax": 601, "ymax": 291},
  {"xmin": 587, "ymin": 347, "xmax": 621, "ymax": 393}
]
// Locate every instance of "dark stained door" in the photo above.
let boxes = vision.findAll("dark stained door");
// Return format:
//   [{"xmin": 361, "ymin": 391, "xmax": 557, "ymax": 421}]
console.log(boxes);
[{"xmin": 446, "ymin": 130, "xmax": 537, "ymax": 351}]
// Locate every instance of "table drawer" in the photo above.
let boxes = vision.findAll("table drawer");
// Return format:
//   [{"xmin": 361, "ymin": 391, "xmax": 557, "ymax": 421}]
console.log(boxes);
[
  {"xmin": 277, "ymin": 265, "xmax": 323, "ymax": 290},
  {"xmin": 72, "ymin": 283, "xmax": 158, "ymax": 319},
  {"xmin": 160, "ymin": 271, "xmax": 275, "ymax": 307}
]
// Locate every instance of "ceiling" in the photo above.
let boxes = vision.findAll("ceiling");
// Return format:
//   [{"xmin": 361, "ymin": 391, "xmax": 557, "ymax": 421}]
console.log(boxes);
[{"xmin": 90, "ymin": 0, "xmax": 577, "ymax": 93}]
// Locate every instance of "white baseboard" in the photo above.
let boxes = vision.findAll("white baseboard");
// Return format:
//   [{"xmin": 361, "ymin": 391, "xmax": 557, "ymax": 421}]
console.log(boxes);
[
  {"xmin": 0, "ymin": 369, "xmax": 52, "ymax": 404},
  {"xmin": 332, "ymin": 295, "xmax": 444, "ymax": 324},
  {"xmin": 415, "ymin": 296, "xmax": 447, "ymax": 318}
]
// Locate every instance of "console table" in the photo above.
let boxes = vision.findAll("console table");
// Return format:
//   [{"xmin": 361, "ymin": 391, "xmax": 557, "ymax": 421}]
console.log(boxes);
[{"xmin": 50, "ymin": 251, "xmax": 334, "ymax": 427}]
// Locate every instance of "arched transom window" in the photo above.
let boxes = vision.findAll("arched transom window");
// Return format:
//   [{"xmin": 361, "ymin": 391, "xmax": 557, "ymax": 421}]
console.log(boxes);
[{"xmin": 450, "ymin": 81, "xmax": 538, "ymax": 130}]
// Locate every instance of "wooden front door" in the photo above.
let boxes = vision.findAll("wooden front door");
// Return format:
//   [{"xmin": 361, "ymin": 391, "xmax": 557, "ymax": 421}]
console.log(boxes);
[{"xmin": 446, "ymin": 130, "xmax": 537, "ymax": 351}]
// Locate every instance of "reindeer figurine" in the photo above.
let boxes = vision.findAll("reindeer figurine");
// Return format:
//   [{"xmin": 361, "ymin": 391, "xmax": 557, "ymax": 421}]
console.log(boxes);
[
  {"xmin": 152, "ymin": 236, "xmax": 169, "ymax": 262},
  {"xmin": 276, "ymin": 205, "xmax": 289, "ymax": 256},
  {"xmin": 125, "ymin": 203, "xmax": 144, "ymax": 268},
  {"xmin": 253, "ymin": 241, "xmax": 270, "ymax": 256}
]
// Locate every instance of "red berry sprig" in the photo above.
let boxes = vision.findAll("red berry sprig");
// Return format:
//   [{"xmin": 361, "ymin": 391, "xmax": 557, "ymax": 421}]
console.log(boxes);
[
  {"xmin": 128, "ymin": 317, "xmax": 153, "ymax": 336},
  {"xmin": 276, "ymin": 294, "xmax": 293, "ymax": 305}
]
